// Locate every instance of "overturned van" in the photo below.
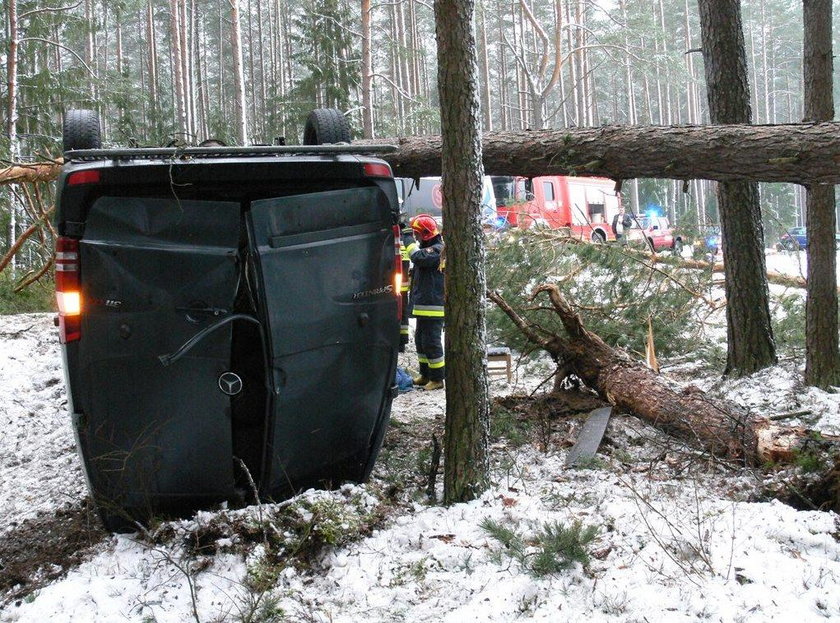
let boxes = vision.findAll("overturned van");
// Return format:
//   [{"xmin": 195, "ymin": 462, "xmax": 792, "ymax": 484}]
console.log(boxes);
[{"xmin": 56, "ymin": 109, "xmax": 401, "ymax": 530}]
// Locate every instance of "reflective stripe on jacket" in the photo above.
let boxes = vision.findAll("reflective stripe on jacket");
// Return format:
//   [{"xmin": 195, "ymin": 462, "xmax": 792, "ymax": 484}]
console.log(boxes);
[{"xmin": 408, "ymin": 236, "xmax": 444, "ymax": 318}]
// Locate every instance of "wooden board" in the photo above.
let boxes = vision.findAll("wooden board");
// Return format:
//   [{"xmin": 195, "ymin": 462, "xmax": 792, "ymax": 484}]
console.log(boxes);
[{"xmin": 565, "ymin": 407, "xmax": 612, "ymax": 467}]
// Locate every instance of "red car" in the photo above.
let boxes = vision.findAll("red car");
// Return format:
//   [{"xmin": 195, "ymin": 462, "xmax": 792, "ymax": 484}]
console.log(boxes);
[{"xmin": 625, "ymin": 215, "xmax": 683, "ymax": 254}]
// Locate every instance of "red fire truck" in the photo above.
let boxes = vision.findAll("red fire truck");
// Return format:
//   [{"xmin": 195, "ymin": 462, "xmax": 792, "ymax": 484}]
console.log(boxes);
[{"xmin": 491, "ymin": 175, "xmax": 622, "ymax": 242}]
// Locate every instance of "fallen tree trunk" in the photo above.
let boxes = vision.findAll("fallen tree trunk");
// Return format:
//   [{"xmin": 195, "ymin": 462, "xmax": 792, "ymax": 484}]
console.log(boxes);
[
  {"xmin": 489, "ymin": 284, "xmax": 840, "ymax": 509},
  {"xmin": 362, "ymin": 121, "xmax": 840, "ymax": 184},
  {"xmin": 11, "ymin": 121, "xmax": 840, "ymax": 186}
]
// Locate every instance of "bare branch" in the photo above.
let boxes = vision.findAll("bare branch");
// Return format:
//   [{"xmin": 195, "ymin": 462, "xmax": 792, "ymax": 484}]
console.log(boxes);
[
  {"xmin": 19, "ymin": 0, "xmax": 83, "ymax": 20},
  {"xmin": 19, "ymin": 37, "xmax": 97, "ymax": 76}
]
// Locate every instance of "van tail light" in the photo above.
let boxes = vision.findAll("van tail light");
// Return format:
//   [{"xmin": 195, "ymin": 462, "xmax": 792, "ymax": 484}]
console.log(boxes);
[
  {"xmin": 364, "ymin": 162, "xmax": 392, "ymax": 178},
  {"xmin": 392, "ymin": 225, "xmax": 403, "ymax": 320},
  {"xmin": 56, "ymin": 236, "xmax": 82, "ymax": 343},
  {"xmin": 67, "ymin": 169, "xmax": 101, "ymax": 186}
]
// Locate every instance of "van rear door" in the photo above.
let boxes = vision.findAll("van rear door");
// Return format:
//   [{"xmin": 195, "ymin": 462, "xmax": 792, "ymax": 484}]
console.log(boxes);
[
  {"xmin": 76, "ymin": 197, "xmax": 240, "ymax": 510},
  {"xmin": 248, "ymin": 187, "xmax": 399, "ymax": 495}
]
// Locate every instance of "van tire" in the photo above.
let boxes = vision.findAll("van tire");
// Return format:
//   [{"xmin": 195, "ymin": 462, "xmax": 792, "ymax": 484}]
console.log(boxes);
[
  {"xmin": 303, "ymin": 108, "xmax": 351, "ymax": 145},
  {"xmin": 63, "ymin": 109, "xmax": 102, "ymax": 151},
  {"xmin": 591, "ymin": 230, "xmax": 606, "ymax": 244}
]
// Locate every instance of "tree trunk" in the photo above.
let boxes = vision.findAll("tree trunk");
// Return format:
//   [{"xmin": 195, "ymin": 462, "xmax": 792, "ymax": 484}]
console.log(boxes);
[
  {"xmin": 20, "ymin": 120, "xmax": 840, "ymax": 187},
  {"xmin": 146, "ymin": 1, "xmax": 159, "ymax": 135},
  {"xmin": 357, "ymin": 121, "xmax": 840, "ymax": 184},
  {"xmin": 478, "ymin": 0, "xmax": 492, "ymax": 132},
  {"xmin": 698, "ymin": 0, "xmax": 776, "ymax": 377},
  {"xmin": 435, "ymin": 0, "xmax": 491, "ymax": 504},
  {"xmin": 489, "ymin": 285, "xmax": 840, "ymax": 510},
  {"xmin": 802, "ymin": 0, "xmax": 840, "ymax": 388},
  {"xmin": 361, "ymin": 0, "xmax": 373, "ymax": 138},
  {"xmin": 170, "ymin": 0, "xmax": 187, "ymax": 137},
  {"xmin": 6, "ymin": 0, "xmax": 19, "ymax": 275},
  {"xmin": 230, "ymin": 0, "xmax": 248, "ymax": 145}
]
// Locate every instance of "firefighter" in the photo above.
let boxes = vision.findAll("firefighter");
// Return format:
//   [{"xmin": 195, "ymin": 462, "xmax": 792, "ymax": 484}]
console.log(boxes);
[
  {"xmin": 405, "ymin": 213, "xmax": 445, "ymax": 390},
  {"xmin": 398, "ymin": 219, "xmax": 414, "ymax": 352}
]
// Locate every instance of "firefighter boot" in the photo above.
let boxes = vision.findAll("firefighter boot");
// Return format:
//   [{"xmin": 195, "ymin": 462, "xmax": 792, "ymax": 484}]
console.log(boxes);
[
  {"xmin": 412, "ymin": 375, "xmax": 429, "ymax": 386},
  {"xmin": 422, "ymin": 380, "xmax": 444, "ymax": 391}
]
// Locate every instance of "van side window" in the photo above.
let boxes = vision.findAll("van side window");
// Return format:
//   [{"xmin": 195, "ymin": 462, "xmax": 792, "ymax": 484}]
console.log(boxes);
[{"xmin": 543, "ymin": 181, "xmax": 555, "ymax": 201}]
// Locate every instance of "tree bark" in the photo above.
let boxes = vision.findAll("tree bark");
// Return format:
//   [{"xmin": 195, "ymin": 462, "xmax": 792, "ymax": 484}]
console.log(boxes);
[
  {"xmin": 361, "ymin": 0, "xmax": 373, "ymax": 138},
  {"xmin": 170, "ymin": 0, "xmax": 187, "ymax": 137},
  {"xmin": 803, "ymin": 0, "xmax": 840, "ymax": 388},
  {"xmin": 490, "ymin": 285, "xmax": 840, "ymax": 510},
  {"xmin": 6, "ymin": 0, "xmax": 20, "ymax": 275},
  {"xmin": 698, "ymin": 0, "xmax": 776, "ymax": 377},
  {"xmin": 15, "ymin": 121, "xmax": 840, "ymax": 188},
  {"xmin": 356, "ymin": 121, "xmax": 840, "ymax": 184},
  {"xmin": 230, "ymin": 0, "xmax": 248, "ymax": 145},
  {"xmin": 435, "ymin": 0, "xmax": 491, "ymax": 504}
]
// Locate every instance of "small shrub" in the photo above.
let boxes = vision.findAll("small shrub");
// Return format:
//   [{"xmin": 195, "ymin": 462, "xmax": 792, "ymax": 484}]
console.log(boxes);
[
  {"xmin": 530, "ymin": 520, "xmax": 599, "ymax": 575},
  {"xmin": 794, "ymin": 450, "xmax": 825, "ymax": 474},
  {"xmin": 481, "ymin": 516, "xmax": 599, "ymax": 577}
]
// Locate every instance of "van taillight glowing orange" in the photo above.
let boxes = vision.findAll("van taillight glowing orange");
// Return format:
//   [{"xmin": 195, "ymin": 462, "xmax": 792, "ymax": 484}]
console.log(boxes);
[
  {"xmin": 55, "ymin": 237, "xmax": 81, "ymax": 343},
  {"xmin": 392, "ymin": 225, "xmax": 402, "ymax": 320}
]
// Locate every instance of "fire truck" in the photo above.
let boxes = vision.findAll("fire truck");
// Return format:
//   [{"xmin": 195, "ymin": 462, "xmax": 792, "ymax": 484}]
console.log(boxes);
[{"xmin": 491, "ymin": 175, "xmax": 622, "ymax": 242}]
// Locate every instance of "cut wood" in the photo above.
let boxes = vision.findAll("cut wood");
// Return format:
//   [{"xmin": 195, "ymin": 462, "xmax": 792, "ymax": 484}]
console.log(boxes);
[{"xmin": 489, "ymin": 284, "xmax": 840, "ymax": 509}]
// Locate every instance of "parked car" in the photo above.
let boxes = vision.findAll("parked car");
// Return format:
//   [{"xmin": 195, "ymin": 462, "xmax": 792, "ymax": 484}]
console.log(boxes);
[
  {"xmin": 779, "ymin": 226, "xmax": 808, "ymax": 250},
  {"xmin": 57, "ymin": 109, "xmax": 402, "ymax": 530},
  {"xmin": 624, "ymin": 214, "xmax": 683, "ymax": 254},
  {"xmin": 777, "ymin": 226, "xmax": 840, "ymax": 251}
]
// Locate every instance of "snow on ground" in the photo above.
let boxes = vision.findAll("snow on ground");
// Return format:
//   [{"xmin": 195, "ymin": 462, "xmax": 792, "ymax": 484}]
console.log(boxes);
[
  {"xmin": 0, "ymin": 314, "xmax": 86, "ymax": 536},
  {"xmin": 2, "ymin": 250, "xmax": 840, "ymax": 623}
]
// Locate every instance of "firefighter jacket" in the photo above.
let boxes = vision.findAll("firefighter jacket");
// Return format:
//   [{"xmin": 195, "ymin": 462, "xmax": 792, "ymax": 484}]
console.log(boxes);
[{"xmin": 407, "ymin": 234, "xmax": 444, "ymax": 318}]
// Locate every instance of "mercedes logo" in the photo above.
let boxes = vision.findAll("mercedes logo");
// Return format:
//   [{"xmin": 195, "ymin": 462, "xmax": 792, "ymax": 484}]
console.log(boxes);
[{"xmin": 218, "ymin": 371, "xmax": 243, "ymax": 396}]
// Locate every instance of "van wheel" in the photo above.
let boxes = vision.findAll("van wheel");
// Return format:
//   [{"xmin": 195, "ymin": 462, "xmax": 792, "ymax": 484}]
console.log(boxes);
[
  {"xmin": 591, "ymin": 230, "xmax": 606, "ymax": 244},
  {"xmin": 303, "ymin": 108, "xmax": 351, "ymax": 145},
  {"xmin": 63, "ymin": 109, "xmax": 102, "ymax": 151}
]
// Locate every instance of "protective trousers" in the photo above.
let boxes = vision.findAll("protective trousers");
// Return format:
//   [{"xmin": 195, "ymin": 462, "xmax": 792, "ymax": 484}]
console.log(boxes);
[{"xmin": 415, "ymin": 317, "xmax": 445, "ymax": 382}]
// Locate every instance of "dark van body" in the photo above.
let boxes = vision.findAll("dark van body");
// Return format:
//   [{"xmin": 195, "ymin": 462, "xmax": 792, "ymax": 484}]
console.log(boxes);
[{"xmin": 56, "ymin": 148, "xmax": 401, "ymax": 528}]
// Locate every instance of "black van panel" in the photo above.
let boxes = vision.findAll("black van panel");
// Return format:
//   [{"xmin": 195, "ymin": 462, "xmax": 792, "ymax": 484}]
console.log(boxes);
[
  {"xmin": 76, "ymin": 197, "xmax": 240, "ymax": 507},
  {"xmin": 248, "ymin": 188, "xmax": 398, "ymax": 492}
]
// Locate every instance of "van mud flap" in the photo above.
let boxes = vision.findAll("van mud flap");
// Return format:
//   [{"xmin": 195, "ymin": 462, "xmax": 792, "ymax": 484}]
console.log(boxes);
[
  {"xmin": 248, "ymin": 188, "xmax": 399, "ymax": 496},
  {"xmin": 76, "ymin": 197, "xmax": 241, "ymax": 514}
]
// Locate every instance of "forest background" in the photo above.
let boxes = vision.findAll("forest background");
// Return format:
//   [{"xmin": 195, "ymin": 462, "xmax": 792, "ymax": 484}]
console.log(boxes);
[{"xmin": 0, "ymin": 0, "xmax": 837, "ymax": 284}]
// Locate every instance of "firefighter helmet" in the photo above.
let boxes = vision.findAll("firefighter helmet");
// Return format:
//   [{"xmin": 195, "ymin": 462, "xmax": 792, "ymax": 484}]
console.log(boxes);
[{"xmin": 410, "ymin": 214, "xmax": 440, "ymax": 242}]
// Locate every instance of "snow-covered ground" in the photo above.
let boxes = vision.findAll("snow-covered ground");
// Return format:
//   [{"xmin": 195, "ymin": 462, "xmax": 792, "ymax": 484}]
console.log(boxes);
[{"xmin": 2, "ymin": 250, "xmax": 840, "ymax": 623}]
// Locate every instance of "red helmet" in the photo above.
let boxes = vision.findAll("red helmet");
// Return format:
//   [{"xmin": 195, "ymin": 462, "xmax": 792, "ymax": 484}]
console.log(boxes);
[{"xmin": 410, "ymin": 214, "xmax": 440, "ymax": 241}]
